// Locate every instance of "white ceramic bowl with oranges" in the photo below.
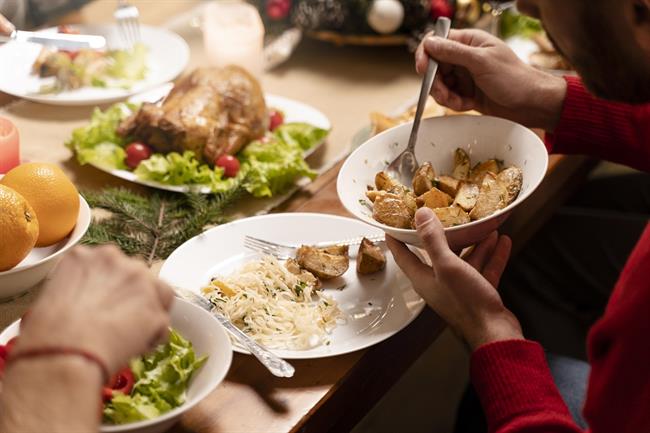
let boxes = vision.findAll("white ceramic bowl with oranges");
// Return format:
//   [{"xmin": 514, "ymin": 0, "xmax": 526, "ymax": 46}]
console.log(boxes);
[{"xmin": 0, "ymin": 163, "xmax": 90, "ymax": 300}]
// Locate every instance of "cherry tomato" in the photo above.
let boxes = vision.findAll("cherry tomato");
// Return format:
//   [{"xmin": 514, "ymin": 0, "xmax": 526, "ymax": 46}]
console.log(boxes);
[
  {"xmin": 102, "ymin": 366, "xmax": 135, "ymax": 402},
  {"xmin": 215, "ymin": 155, "xmax": 240, "ymax": 178},
  {"xmin": 125, "ymin": 142, "xmax": 153, "ymax": 169},
  {"xmin": 0, "ymin": 345, "xmax": 8, "ymax": 360},
  {"xmin": 269, "ymin": 109, "xmax": 284, "ymax": 131}
]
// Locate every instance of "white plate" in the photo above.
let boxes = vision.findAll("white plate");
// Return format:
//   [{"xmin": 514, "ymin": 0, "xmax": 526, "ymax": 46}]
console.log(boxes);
[
  {"xmin": 159, "ymin": 213, "xmax": 425, "ymax": 359},
  {"xmin": 0, "ymin": 24, "xmax": 189, "ymax": 106},
  {"xmin": 87, "ymin": 89, "xmax": 332, "ymax": 194}
]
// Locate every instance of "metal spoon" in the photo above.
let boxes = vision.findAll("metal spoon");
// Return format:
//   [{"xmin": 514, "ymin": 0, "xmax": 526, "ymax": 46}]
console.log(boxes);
[{"xmin": 386, "ymin": 17, "xmax": 452, "ymax": 187}]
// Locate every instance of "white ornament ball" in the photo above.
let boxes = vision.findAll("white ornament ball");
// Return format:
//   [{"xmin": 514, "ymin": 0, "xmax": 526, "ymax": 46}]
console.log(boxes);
[{"xmin": 367, "ymin": 0, "xmax": 405, "ymax": 34}]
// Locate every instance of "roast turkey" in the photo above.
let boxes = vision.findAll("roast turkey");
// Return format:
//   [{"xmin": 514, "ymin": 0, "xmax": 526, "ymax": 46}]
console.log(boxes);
[{"xmin": 118, "ymin": 66, "xmax": 267, "ymax": 164}]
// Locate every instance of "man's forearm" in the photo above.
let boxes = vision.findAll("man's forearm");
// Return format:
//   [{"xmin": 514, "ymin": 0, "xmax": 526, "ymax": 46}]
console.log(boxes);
[{"xmin": 0, "ymin": 356, "xmax": 103, "ymax": 433}]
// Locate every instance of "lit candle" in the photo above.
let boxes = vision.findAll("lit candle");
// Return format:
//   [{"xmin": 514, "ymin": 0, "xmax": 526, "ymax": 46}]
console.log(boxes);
[
  {"xmin": 0, "ymin": 117, "xmax": 19, "ymax": 174},
  {"xmin": 202, "ymin": 1, "xmax": 265, "ymax": 78}
]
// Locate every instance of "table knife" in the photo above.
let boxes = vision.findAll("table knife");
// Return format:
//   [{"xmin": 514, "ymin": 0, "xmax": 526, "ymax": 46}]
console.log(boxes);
[
  {"xmin": 173, "ymin": 287, "xmax": 296, "ymax": 378},
  {"xmin": 0, "ymin": 30, "xmax": 106, "ymax": 50}
]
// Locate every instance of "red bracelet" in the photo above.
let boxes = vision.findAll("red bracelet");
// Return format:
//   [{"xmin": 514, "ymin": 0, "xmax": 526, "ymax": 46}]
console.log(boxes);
[{"xmin": 7, "ymin": 347, "xmax": 110, "ymax": 383}]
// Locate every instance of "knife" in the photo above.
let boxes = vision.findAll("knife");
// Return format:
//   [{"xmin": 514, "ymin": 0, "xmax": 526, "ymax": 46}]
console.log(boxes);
[
  {"xmin": 0, "ymin": 30, "xmax": 106, "ymax": 50},
  {"xmin": 0, "ymin": 15, "xmax": 106, "ymax": 51},
  {"xmin": 173, "ymin": 287, "xmax": 296, "ymax": 378}
]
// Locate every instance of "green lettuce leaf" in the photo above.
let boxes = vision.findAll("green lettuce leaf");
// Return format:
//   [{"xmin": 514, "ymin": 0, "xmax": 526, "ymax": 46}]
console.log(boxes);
[
  {"xmin": 107, "ymin": 43, "xmax": 148, "ymax": 84},
  {"xmin": 134, "ymin": 151, "xmax": 228, "ymax": 190},
  {"xmin": 66, "ymin": 102, "xmax": 136, "ymax": 154},
  {"xmin": 500, "ymin": 10, "xmax": 543, "ymax": 39},
  {"xmin": 241, "ymin": 135, "xmax": 316, "ymax": 197},
  {"xmin": 273, "ymin": 122, "xmax": 329, "ymax": 152},
  {"xmin": 103, "ymin": 329, "xmax": 207, "ymax": 425},
  {"xmin": 77, "ymin": 142, "xmax": 127, "ymax": 170}
]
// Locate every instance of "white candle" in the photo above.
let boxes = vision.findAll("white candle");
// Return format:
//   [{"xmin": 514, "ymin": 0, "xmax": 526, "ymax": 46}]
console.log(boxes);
[{"xmin": 202, "ymin": 1, "xmax": 265, "ymax": 78}]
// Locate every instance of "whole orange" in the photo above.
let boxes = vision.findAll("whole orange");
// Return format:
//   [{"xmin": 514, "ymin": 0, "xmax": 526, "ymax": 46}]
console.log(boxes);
[
  {"xmin": 0, "ymin": 185, "xmax": 39, "ymax": 271},
  {"xmin": 1, "ymin": 163, "xmax": 79, "ymax": 247}
]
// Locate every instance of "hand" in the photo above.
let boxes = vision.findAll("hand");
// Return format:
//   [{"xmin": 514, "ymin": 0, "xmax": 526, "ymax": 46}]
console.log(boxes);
[
  {"xmin": 15, "ymin": 245, "xmax": 174, "ymax": 374},
  {"xmin": 387, "ymin": 207, "xmax": 523, "ymax": 350},
  {"xmin": 415, "ymin": 29, "xmax": 567, "ymax": 131},
  {"xmin": 0, "ymin": 14, "xmax": 15, "ymax": 36}
]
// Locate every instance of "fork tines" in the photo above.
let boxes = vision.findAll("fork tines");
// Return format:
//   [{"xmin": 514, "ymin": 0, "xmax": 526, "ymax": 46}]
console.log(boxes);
[
  {"xmin": 243, "ymin": 236, "xmax": 295, "ymax": 259},
  {"xmin": 115, "ymin": 1, "xmax": 141, "ymax": 49}
]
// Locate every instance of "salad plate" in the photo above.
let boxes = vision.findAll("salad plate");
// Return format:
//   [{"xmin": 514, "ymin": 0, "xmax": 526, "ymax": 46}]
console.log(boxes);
[
  {"xmin": 69, "ymin": 85, "xmax": 331, "ymax": 194},
  {"xmin": 0, "ymin": 24, "xmax": 189, "ymax": 106},
  {"xmin": 0, "ymin": 297, "xmax": 232, "ymax": 433},
  {"xmin": 159, "ymin": 213, "xmax": 426, "ymax": 360}
]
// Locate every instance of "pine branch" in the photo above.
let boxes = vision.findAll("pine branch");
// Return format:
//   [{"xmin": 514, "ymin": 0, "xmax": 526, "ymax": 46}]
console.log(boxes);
[{"xmin": 81, "ymin": 186, "xmax": 245, "ymax": 266}]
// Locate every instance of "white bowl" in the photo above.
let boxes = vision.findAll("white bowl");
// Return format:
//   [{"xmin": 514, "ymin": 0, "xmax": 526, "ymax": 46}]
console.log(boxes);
[
  {"xmin": 0, "ymin": 195, "xmax": 91, "ymax": 301},
  {"xmin": 0, "ymin": 297, "xmax": 233, "ymax": 433},
  {"xmin": 337, "ymin": 115, "xmax": 548, "ymax": 250}
]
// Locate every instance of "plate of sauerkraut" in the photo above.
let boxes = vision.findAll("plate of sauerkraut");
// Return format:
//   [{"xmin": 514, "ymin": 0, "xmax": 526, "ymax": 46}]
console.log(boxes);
[{"xmin": 159, "ymin": 213, "xmax": 425, "ymax": 359}]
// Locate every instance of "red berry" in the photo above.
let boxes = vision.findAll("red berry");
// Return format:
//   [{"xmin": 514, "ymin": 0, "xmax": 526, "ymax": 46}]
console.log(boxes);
[
  {"xmin": 431, "ymin": 0, "xmax": 453, "ymax": 19},
  {"xmin": 269, "ymin": 109, "xmax": 284, "ymax": 131},
  {"xmin": 125, "ymin": 142, "xmax": 153, "ymax": 170},
  {"xmin": 266, "ymin": 0, "xmax": 291, "ymax": 20},
  {"xmin": 215, "ymin": 155, "xmax": 241, "ymax": 178}
]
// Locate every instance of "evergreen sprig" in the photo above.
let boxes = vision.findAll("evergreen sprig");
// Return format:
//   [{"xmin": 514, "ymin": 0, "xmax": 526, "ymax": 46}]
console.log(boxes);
[{"xmin": 81, "ymin": 186, "xmax": 243, "ymax": 266}]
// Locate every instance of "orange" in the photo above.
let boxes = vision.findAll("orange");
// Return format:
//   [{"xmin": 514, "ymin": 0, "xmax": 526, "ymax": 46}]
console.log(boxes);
[
  {"xmin": 1, "ymin": 163, "xmax": 79, "ymax": 247},
  {"xmin": 0, "ymin": 185, "xmax": 39, "ymax": 271}
]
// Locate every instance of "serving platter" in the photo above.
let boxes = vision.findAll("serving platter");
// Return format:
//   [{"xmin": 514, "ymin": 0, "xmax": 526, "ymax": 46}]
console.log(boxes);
[
  {"xmin": 0, "ymin": 24, "xmax": 189, "ymax": 106},
  {"xmin": 159, "ymin": 213, "xmax": 425, "ymax": 359},
  {"xmin": 85, "ymin": 84, "xmax": 331, "ymax": 194}
]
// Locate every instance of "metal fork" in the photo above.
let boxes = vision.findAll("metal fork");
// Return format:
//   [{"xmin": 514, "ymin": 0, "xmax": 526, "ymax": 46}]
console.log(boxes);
[
  {"xmin": 114, "ymin": 0, "xmax": 141, "ymax": 49},
  {"xmin": 244, "ymin": 234, "xmax": 385, "ymax": 260},
  {"xmin": 174, "ymin": 287, "xmax": 295, "ymax": 378}
]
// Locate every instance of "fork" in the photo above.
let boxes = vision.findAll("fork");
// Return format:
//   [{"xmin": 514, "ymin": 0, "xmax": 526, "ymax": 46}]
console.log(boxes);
[
  {"xmin": 114, "ymin": 0, "xmax": 141, "ymax": 49},
  {"xmin": 173, "ymin": 287, "xmax": 295, "ymax": 378},
  {"xmin": 244, "ymin": 234, "xmax": 385, "ymax": 260}
]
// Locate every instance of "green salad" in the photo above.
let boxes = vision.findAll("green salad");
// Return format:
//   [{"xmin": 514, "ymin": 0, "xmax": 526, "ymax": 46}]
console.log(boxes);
[
  {"xmin": 66, "ymin": 103, "xmax": 329, "ymax": 197},
  {"xmin": 103, "ymin": 329, "xmax": 207, "ymax": 424},
  {"xmin": 499, "ymin": 10, "xmax": 543, "ymax": 39}
]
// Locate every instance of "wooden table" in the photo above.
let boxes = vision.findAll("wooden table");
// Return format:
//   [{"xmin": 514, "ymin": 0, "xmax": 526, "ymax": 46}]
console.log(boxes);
[{"xmin": 0, "ymin": 1, "xmax": 596, "ymax": 432}]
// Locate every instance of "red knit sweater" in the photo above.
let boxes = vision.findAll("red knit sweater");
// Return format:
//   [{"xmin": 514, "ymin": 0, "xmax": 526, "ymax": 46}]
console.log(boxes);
[{"xmin": 470, "ymin": 76, "xmax": 650, "ymax": 433}]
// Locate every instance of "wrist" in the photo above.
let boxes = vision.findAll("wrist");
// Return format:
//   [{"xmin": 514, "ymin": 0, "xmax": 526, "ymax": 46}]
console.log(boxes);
[
  {"xmin": 526, "ymin": 70, "xmax": 567, "ymax": 131},
  {"xmin": 464, "ymin": 309, "xmax": 524, "ymax": 351}
]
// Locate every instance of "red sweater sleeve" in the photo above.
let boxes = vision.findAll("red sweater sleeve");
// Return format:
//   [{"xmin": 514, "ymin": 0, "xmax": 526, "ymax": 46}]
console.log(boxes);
[
  {"xmin": 470, "ymin": 340, "xmax": 582, "ymax": 433},
  {"xmin": 471, "ymin": 225, "xmax": 650, "ymax": 433},
  {"xmin": 545, "ymin": 76, "xmax": 650, "ymax": 172}
]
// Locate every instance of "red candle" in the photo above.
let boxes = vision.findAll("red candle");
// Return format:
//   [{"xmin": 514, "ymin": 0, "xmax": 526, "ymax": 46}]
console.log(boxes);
[{"xmin": 0, "ymin": 117, "xmax": 20, "ymax": 174}]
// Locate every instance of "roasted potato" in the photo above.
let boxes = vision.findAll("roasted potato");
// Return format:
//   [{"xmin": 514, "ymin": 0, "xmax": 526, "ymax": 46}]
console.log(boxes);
[
  {"xmin": 432, "ymin": 206, "xmax": 471, "ymax": 228},
  {"xmin": 412, "ymin": 162, "xmax": 437, "ymax": 196},
  {"xmin": 453, "ymin": 148, "xmax": 471, "ymax": 180},
  {"xmin": 285, "ymin": 258, "xmax": 321, "ymax": 289},
  {"xmin": 469, "ymin": 159, "xmax": 500, "ymax": 184},
  {"xmin": 469, "ymin": 172, "xmax": 508, "ymax": 220},
  {"xmin": 497, "ymin": 166, "xmax": 523, "ymax": 205},
  {"xmin": 356, "ymin": 238, "xmax": 386, "ymax": 274},
  {"xmin": 296, "ymin": 246, "xmax": 349, "ymax": 280},
  {"xmin": 437, "ymin": 175, "xmax": 460, "ymax": 197},
  {"xmin": 372, "ymin": 193, "xmax": 414, "ymax": 229},
  {"xmin": 454, "ymin": 182, "xmax": 480, "ymax": 211},
  {"xmin": 375, "ymin": 171, "xmax": 401, "ymax": 192},
  {"xmin": 416, "ymin": 187, "xmax": 453, "ymax": 209}
]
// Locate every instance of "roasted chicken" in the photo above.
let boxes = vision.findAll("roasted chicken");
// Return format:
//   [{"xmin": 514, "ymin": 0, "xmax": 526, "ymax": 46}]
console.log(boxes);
[{"xmin": 118, "ymin": 66, "xmax": 267, "ymax": 164}]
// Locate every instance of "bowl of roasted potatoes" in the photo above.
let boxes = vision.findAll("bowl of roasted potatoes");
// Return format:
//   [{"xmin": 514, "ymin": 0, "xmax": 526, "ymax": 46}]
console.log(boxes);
[{"xmin": 337, "ymin": 115, "xmax": 548, "ymax": 250}]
